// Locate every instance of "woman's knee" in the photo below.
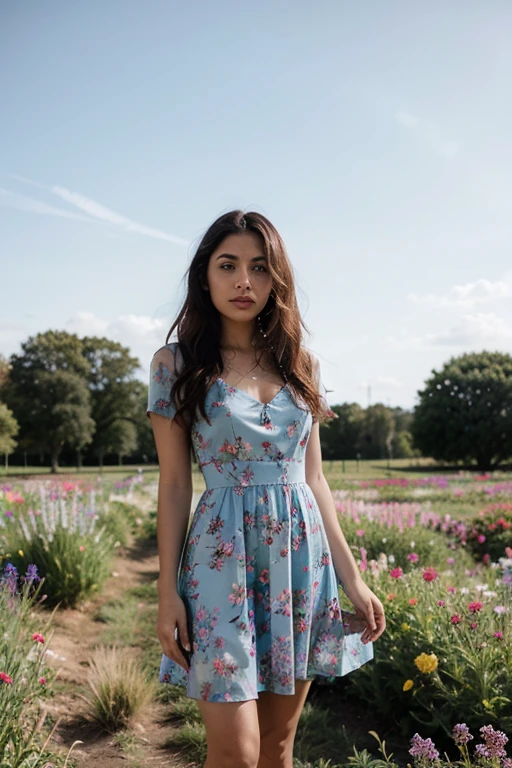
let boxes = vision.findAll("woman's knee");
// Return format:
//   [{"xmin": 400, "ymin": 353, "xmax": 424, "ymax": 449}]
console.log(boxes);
[{"xmin": 205, "ymin": 733, "xmax": 259, "ymax": 768}]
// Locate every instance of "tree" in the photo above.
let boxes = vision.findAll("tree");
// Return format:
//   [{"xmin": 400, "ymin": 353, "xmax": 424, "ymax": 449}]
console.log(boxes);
[
  {"xmin": 3, "ymin": 331, "xmax": 96, "ymax": 473},
  {"xmin": 411, "ymin": 350, "xmax": 512, "ymax": 471},
  {"xmin": 81, "ymin": 337, "xmax": 144, "ymax": 469}
]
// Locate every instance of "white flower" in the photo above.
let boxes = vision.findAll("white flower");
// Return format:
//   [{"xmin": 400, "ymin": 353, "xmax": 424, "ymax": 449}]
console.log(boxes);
[
  {"xmin": 475, "ymin": 584, "xmax": 488, "ymax": 592},
  {"xmin": 388, "ymin": 554, "xmax": 395, "ymax": 564},
  {"xmin": 483, "ymin": 590, "xmax": 497, "ymax": 598},
  {"xmin": 460, "ymin": 587, "xmax": 469, "ymax": 594}
]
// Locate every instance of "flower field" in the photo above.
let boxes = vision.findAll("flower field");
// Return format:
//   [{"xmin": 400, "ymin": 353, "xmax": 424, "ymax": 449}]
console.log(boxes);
[{"xmin": 1, "ymin": 466, "xmax": 511, "ymax": 767}]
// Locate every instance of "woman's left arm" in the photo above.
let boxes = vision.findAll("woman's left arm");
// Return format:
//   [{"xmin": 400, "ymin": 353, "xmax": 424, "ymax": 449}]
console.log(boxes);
[{"xmin": 305, "ymin": 420, "xmax": 386, "ymax": 644}]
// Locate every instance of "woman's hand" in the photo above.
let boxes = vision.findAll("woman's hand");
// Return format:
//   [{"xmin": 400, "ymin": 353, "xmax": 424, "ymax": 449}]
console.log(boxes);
[
  {"xmin": 343, "ymin": 579, "xmax": 386, "ymax": 644},
  {"xmin": 157, "ymin": 593, "xmax": 191, "ymax": 671}
]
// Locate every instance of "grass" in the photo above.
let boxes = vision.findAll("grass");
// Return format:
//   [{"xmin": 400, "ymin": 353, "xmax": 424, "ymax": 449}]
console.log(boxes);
[{"xmin": 83, "ymin": 644, "xmax": 157, "ymax": 731}]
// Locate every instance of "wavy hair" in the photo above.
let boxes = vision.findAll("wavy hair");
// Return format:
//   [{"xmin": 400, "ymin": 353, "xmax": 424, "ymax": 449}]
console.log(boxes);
[{"xmin": 164, "ymin": 209, "xmax": 331, "ymax": 441}]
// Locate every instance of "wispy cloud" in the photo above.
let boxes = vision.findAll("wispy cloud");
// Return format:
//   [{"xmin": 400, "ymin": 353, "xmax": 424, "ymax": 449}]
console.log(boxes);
[
  {"xmin": 7, "ymin": 174, "xmax": 190, "ymax": 246},
  {"xmin": 408, "ymin": 279, "xmax": 512, "ymax": 309},
  {"xmin": 394, "ymin": 111, "xmax": 459, "ymax": 158},
  {"xmin": 386, "ymin": 312, "xmax": 512, "ymax": 350},
  {"xmin": 0, "ymin": 188, "xmax": 94, "ymax": 222}
]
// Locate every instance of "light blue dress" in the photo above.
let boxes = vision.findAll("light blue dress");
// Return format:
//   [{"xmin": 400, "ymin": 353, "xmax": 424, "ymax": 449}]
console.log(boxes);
[{"xmin": 147, "ymin": 341, "xmax": 373, "ymax": 702}]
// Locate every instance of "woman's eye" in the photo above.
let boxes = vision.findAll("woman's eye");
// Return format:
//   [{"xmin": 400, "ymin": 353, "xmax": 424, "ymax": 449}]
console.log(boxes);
[{"xmin": 220, "ymin": 263, "xmax": 267, "ymax": 272}]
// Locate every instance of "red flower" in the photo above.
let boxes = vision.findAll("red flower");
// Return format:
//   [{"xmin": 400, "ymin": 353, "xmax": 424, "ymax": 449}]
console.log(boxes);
[
  {"xmin": 38, "ymin": 676, "xmax": 47, "ymax": 685},
  {"xmin": 422, "ymin": 567, "xmax": 438, "ymax": 582},
  {"xmin": 408, "ymin": 598, "xmax": 417, "ymax": 606},
  {"xmin": 468, "ymin": 601, "xmax": 483, "ymax": 614},
  {"xmin": 451, "ymin": 614, "xmax": 462, "ymax": 624},
  {"xmin": 437, "ymin": 600, "xmax": 445, "ymax": 607},
  {"xmin": 32, "ymin": 632, "xmax": 45, "ymax": 644},
  {"xmin": 0, "ymin": 672, "xmax": 13, "ymax": 684},
  {"xmin": 493, "ymin": 631, "xmax": 504, "ymax": 640},
  {"xmin": 386, "ymin": 593, "xmax": 397, "ymax": 601},
  {"xmin": 390, "ymin": 567, "xmax": 403, "ymax": 579}
]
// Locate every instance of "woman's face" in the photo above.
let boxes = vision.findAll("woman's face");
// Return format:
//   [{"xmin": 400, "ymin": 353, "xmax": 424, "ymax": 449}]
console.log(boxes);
[{"xmin": 206, "ymin": 232, "xmax": 273, "ymax": 322}]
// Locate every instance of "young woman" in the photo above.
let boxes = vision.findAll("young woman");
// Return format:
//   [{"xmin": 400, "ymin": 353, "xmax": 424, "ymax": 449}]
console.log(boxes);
[{"xmin": 146, "ymin": 210, "xmax": 385, "ymax": 768}]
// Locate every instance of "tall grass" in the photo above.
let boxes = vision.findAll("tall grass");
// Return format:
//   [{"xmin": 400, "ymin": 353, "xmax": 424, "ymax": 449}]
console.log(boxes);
[{"xmin": 83, "ymin": 644, "xmax": 157, "ymax": 730}]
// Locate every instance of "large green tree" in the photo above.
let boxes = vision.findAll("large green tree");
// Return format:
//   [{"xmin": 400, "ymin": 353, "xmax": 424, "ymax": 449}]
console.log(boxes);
[
  {"xmin": 411, "ymin": 350, "xmax": 512, "ymax": 471},
  {"xmin": 3, "ymin": 331, "xmax": 96, "ymax": 472}
]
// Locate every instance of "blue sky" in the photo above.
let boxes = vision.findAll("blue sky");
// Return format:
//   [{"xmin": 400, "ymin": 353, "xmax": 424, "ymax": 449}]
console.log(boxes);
[{"xmin": 1, "ymin": 1, "xmax": 511, "ymax": 410}]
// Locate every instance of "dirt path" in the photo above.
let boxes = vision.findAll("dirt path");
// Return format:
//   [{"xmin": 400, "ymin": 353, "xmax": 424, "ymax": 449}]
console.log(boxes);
[{"xmin": 43, "ymin": 490, "xmax": 196, "ymax": 768}]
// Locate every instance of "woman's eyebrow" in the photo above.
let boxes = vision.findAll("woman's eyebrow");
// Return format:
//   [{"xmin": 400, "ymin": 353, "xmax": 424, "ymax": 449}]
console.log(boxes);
[{"xmin": 215, "ymin": 253, "xmax": 267, "ymax": 263}]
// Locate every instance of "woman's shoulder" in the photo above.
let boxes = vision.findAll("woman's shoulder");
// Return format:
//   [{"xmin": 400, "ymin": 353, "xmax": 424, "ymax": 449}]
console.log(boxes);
[{"xmin": 150, "ymin": 341, "xmax": 182, "ymax": 373}]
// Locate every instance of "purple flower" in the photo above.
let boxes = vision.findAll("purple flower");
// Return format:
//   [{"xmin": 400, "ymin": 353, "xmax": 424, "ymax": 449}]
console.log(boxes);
[
  {"xmin": 452, "ymin": 723, "xmax": 473, "ymax": 746},
  {"xmin": 494, "ymin": 605, "xmax": 507, "ymax": 614},
  {"xmin": 24, "ymin": 564, "xmax": 41, "ymax": 583},
  {"xmin": 409, "ymin": 733, "xmax": 440, "ymax": 761},
  {"xmin": 2, "ymin": 562, "xmax": 18, "ymax": 595},
  {"xmin": 475, "ymin": 725, "xmax": 508, "ymax": 759}
]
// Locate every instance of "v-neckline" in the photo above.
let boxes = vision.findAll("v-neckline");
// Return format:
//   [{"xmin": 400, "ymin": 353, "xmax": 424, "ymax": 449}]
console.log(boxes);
[{"xmin": 216, "ymin": 377, "xmax": 289, "ymax": 408}]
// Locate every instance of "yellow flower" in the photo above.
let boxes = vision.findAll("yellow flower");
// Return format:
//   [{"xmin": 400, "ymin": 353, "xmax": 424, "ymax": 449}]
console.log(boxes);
[
  {"xmin": 401, "ymin": 623, "xmax": 411, "ymax": 632},
  {"xmin": 414, "ymin": 652, "xmax": 438, "ymax": 674},
  {"xmin": 18, "ymin": 549, "xmax": 24, "ymax": 557},
  {"xmin": 403, "ymin": 679, "xmax": 414, "ymax": 691},
  {"xmin": 482, "ymin": 699, "xmax": 493, "ymax": 709}
]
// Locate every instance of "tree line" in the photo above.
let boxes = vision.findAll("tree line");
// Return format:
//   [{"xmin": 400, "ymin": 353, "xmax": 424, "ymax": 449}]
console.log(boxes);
[{"xmin": 1, "ymin": 331, "xmax": 511, "ymax": 472}]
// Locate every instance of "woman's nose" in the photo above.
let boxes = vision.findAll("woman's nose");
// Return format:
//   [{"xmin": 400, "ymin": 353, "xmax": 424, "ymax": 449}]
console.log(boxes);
[{"xmin": 235, "ymin": 271, "xmax": 251, "ymax": 288}]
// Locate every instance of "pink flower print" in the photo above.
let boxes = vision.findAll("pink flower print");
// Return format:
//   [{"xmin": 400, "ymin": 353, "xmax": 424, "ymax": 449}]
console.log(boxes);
[
  {"xmin": 280, "ymin": 547, "xmax": 289, "ymax": 558},
  {"xmin": 206, "ymin": 514, "xmax": 225, "ymax": 534},
  {"xmin": 196, "ymin": 607, "xmax": 207, "ymax": 621},
  {"xmin": 201, "ymin": 682, "xmax": 212, "ymax": 700},
  {"xmin": 219, "ymin": 440, "xmax": 238, "ymax": 455},
  {"xmin": 244, "ymin": 512, "xmax": 255, "ymax": 527},
  {"xmin": 259, "ymin": 569, "xmax": 270, "ymax": 584},
  {"xmin": 296, "ymin": 617, "xmax": 308, "ymax": 633},
  {"xmin": 320, "ymin": 552, "xmax": 330, "ymax": 566},
  {"xmin": 214, "ymin": 637, "xmax": 225, "ymax": 648},
  {"xmin": 262, "ymin": 441, "xmax": 271, "ymax": 450},
  {"xmin": 228, "ymin": 583, "xmax": 246, "ymax": 605}
]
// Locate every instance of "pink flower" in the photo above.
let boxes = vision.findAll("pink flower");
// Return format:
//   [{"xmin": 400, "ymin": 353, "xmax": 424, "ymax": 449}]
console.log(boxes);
[
  {"xmin": 356, "ymin": 529, "xmax": 365, "ymax": 537},
  {"xmin": 408, "ymin": 598, "xmax": 417, "ymax": 606},
  {"xmin": 407, "ymin": 553, "xmax": 419, "ymax": 562},
  {"xmin": 470, "ymin": 622, "xmax": 478, "ymax": 630},
  {"xmin": 79, "ymin": 545, "xmax": 85, "ymax": 552},
  {"xmin": 468, "ymin": 601, "xmax": 483, "ymax": 614},
  {"xmin": 390, "ymin": 567, "xmax": 404, "ymax": 579},
  {"xmin": 451, "ymin": 614, "xmax": 462, "ymax": 624},
  {"xmin": 0, "ymin": 672, "xmax": 13, "ymax": 684},
  {"xmin": 447, "ymin": 557, "xmax": 455, "ymax": 565},
  {"xmin": 447, "ymin": 586, "xmax": 456, "ymax": 594},
  {"xmin": 477, "ymin": 534, "xmax": 486, "ymax": 544},
  {"xmin": 32, "ymin": 633, "xmax": 45, "ymax": 644},
  {"xmin": 38, "ymin": 676, "xmax": 47, "ymax": 685},
  {"xmin": 423, "ymin": 567, "xmax": 438, "ymax": 582},
  {"xmin": 493, "ymin": 631, "xmax": 504, "ymax": 640},
  {"xmin": 437, "ymin": 600, "xmax": 445, "ymax": 607}
]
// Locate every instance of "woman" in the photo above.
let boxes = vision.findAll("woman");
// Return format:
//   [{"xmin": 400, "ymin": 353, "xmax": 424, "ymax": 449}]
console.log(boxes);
[{"xmin": 146, "ymin": 210, "xmax": 385, "ymax": 768}]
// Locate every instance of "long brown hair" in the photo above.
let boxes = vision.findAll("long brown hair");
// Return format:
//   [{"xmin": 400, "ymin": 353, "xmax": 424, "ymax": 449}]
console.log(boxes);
[{"xmin": 165, "ymin": 209, "xmax": 332, "ymax": 439}]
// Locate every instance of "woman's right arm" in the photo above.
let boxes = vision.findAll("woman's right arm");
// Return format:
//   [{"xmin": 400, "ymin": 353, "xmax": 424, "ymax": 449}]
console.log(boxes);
[{"xmin": 147, "ymin": 345, "xmax": 193, "ymax": 670}]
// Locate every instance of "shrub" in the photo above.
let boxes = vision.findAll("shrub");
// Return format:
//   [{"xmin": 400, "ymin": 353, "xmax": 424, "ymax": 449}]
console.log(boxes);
[
  {"xmin": 0, "ymin": 562, "xmax": 66, "ymax": 767},
  {"xmin": 345, "ymin": 562, "xmax": 512, "ymax": 741},
  {"xmin": 1, "ymin": 485, "xmax": 116, "ymax": 608}
]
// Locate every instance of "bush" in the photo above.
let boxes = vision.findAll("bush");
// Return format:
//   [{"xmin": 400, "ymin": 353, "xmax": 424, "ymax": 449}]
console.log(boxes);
[
  {"xmin": 0, "ymin": 562, "xmax": 66, "ymax": 767},
  {"xmin": 437, "ymin": 503, "xmax": 512, "ymax": 564},
  {"xmin": 345, "ymin": 563, "xmax": 512, "ymax": 742},
  {"xmin": 338, "ymin": 513, "xmax": 475, "ymax": 576},
  {"xmin": 1, "ymin": 485, "xmax": 116, "ymax": 608}
]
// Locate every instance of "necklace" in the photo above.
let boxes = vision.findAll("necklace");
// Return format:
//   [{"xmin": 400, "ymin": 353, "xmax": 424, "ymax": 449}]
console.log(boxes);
[{"xmin": 222, "ymin": 359, "xmax": 261, "ymax": 381}]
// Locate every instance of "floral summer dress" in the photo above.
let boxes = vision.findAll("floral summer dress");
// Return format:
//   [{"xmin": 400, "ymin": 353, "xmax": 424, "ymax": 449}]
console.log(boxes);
[{"xmin": 147, "ymin": 341, "xmax": 373, "ymax": 703}]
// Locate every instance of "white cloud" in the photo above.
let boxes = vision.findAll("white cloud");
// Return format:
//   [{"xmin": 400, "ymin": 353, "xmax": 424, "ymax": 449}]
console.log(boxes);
[
  {"xmin": 65, "ymin": 311, "xmax": 171, "ymax": 372},
  {"xmin": 0, "ymin": 188, "xmax": 94, "ymax": 222},
  {"xmin": 7, "ymin": 174, "xmax": 190, "ymax": 246},
  {"xmin": 394, "ymin": 110, "xmax": 459, "ymax": 158},
  {"xmin": 408, "ymin": 278, "xmax": 512, "ymax": 308},
  {"xmin": 386, "ymin": 312, "xmax": 512, "ymax": 350}
]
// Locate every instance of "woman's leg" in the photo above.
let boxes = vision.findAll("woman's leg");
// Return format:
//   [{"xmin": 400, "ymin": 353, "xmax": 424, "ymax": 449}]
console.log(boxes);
[
  {"xmin": 256, "ymin": 679, "xmax": 313, "ymax": 768},
  {"xmin": 197, "ymin": 698, "xmax": 260, "ymax": 768}
]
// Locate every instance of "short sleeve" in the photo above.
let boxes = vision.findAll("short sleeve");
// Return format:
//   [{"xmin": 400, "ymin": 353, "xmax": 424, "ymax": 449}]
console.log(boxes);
[
  {"xmin": 146, "ymin": 343, "xmax": 179, "ymax": 420},
  {"xmin": 310, "ymin": 351, "xmax": 337, "ymax": 424}
]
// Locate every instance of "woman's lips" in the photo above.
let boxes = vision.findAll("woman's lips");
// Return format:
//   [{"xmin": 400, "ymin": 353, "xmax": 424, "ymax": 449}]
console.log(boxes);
[{"xmin": 230, "ymin": 299, "xmax": 255, "ymax": 309}]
